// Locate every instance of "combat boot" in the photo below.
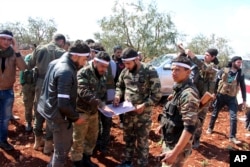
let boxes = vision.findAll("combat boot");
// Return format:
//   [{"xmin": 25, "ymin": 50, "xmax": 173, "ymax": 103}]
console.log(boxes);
[
  {"xmin": 81, "ymin": 154, "xmax": 98, "ymax": 167},
  {"xmin": 33, "ymin": 136, "xmax": 44, "ymax": 150},
  {"xmin": 43, "ymin": 140, "xmax": 54, "ymax": 154},
  {"xmin": 25, "ymin": 122, "xmax": 32, "ymax": 132}
]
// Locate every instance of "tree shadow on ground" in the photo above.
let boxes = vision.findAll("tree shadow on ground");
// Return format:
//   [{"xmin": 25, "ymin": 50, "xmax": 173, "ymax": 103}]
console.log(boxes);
[
  {"xmin": 92, "ymin": 133, "xmax": 162, "ymax": 167},
  {"xmin": 0, "ymin": 148, "xmax": 47, "ymax": 167},
  {"xmin": 9, "ymin": 119, "xmax": 35, "ymax": 146},
  {"xmin": 198, "ymin": 141, "xmax": 230, "ymax": 164},
  {"xmin": 149, "ymin": 129, "xmax": 162, "ymax": 142},
  {"xmin": 212, "ymin": 130, "xmax": 229, "ymax": 138}
]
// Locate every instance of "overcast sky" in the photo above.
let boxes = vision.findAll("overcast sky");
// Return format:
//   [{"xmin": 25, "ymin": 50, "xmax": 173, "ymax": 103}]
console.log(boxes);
[{"xmin": 1, "ymin": 0, "xmax": 250, "ymax": 55}]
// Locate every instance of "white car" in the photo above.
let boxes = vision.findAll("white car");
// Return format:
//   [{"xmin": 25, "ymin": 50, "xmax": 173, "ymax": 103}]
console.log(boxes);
[{"xmin": 149, "ymin": 53, "xmax": 204, "ymax": 96}]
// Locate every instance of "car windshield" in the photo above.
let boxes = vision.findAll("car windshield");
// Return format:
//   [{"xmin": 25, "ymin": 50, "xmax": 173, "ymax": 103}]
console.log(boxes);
[
  {"xmin": 242, "ymin": 60, "xmax": 250, "ymax": 80},
  {"xmin": 150, "ymin": 54, "xmax": 175, "ymax": 67}
]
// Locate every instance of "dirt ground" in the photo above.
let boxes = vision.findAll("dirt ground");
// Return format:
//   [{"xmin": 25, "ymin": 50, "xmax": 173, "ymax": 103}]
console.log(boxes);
[{"xmin": 1, "ymin": 80, "xmax": 250, "ymax": 167}]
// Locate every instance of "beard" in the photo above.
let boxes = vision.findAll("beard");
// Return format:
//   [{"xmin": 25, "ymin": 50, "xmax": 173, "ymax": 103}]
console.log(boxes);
[
  {"xmin": 232, "ymin": 63, "xmax": 241, "ymax": 70},
  {"xmin": 94, "ymin": 66, "xmax": 102, "ymax": 79},
  {"xmin": 129, "ymin": 63, "xmax": 137, "ymax": 73},
  {"xmin": 74, "ymin": 61, "xmax": 83, "ymax": 70}
]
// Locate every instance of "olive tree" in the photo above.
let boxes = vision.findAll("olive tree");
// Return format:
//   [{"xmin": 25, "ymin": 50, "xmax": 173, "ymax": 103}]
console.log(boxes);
[
  {"xmin": 94, "ymin": 0, "xmax": 180, "ymax": 58},
  {"xmin": 0, "ymin": 17, "xmax": 57, "ymax": 49},
  {"xmin": 187, "ymin": 34, "xmax": 234, "ymax": 67}
]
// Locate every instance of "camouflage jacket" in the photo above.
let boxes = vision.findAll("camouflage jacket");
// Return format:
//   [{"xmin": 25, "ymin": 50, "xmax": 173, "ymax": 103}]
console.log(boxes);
[
  {"xmin": 192, "ymin": 56, "xmax": 218, "ymax": 82},
  {"xmin": 28, "ymin": 42, "xmax": 65, "ymax": 79},
  {"xmin": 191, "ymin": 56, "xmax": 218, "ymax": 96},
  {"xmin": 76, "ymin": 62, "xmax": 107, "ymax": 114},
  {"xmin": 160, "ymin": 79, "xmax": 199, "ymax": 145},
  {"xmin": 171, "ymin": 79, "xmax": 199, "ymax": 130},
  {"xmin": 115, "ymin": 63, "xmax": 162, "ymax": 108}
]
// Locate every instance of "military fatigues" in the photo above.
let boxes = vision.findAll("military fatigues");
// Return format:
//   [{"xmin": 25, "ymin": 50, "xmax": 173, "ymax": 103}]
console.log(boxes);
[
  {"xmin": 97, "ymin": 60, "xmax": 116, "ymax": 151},
  {"xmin": 20, "ymin": 54, "xmax": 36, "ymax": 124},
  {"xmin": 116, "ymin": 63, "xmax": 162, "ymax": 166},
  {"xmin": 159, "ymin": 79, "xmax": 199, "ymax": 167},
  {"xmin": 71, "ymin": 62, "xmax": 107, "ymax": 161},
  {"xmin": 28, "ymin": 42, "xmax": 65, "ymax": 140},
  {"xmin": 191, "ymin": 57, "xmax": 218, "ymax": 143}
]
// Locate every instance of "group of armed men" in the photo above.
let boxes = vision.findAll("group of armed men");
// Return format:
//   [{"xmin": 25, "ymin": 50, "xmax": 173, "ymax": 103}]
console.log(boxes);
[{"xmin": 0, "ymin": 29, "xmax": 248, "ymax": 167}]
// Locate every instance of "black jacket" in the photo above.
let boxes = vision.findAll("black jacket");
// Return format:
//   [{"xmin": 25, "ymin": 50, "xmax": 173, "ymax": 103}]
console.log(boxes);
[{"xmin": 37, "ymin": 53, "xmax": 79, "ymax": 122}]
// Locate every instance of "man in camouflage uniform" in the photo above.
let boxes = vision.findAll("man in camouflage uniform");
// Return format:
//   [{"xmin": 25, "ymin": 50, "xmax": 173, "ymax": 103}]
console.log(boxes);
[
  {"xmin": 71, "ymin": 51, "xmax": 113, "ymax": 167},
  {"xmin": 114, "ymin": 48, "xmax": 162, "ymax": 167},
  {"xmin": 186, "ymin": 48, "xmax": 219, "ymax": 148},
  {"xmin": 158, "ymin": 56, "xmax": 199, "ymax": 167},
  {"xmin": 89, "ymin": 44, "xmax": 116, "ymax": 153},
  {"xmin": 28, "ymin": 33, "xmax": 66, "ymax": 154},
  {"xmin": 20, "ymin": 53, "xmax": 36, "ymax": 132},
  {"xmin": 206, "ymin": 56, "xmax": 246, "ymax": 144}
]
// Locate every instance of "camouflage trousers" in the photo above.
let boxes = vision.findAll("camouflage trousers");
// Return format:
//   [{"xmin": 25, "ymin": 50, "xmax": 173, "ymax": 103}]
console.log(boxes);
[
  {"xmin": 22, "ymin": 83, "xmax": 35, "ymax": 123},
  {"xmin": 161, "ymin": 142, "xmax": 192, "ymax": 167},
  {"xmin": 122, "ymin": 108, "xmax": 152, "ymax": 166},
  {"xmin": 194, "ymin": 107, "xmax": 209, "ymax": 140},
  {"xmin": 33, "ymin": 79, "xmax": 52, "ymax": 140},
  {"xmin": 71, "ymin": 112, "xmax": 99, "ymax": 161}
]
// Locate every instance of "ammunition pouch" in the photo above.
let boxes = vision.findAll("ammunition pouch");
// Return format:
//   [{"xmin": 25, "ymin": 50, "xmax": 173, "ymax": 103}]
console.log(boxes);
[
  {"xmin": 23, "ymin": 67, "xmax": 38, "ymax": 85},
  {"xmin": 218, "ymin": 81, "xmax": 238, "ymax": 97}
]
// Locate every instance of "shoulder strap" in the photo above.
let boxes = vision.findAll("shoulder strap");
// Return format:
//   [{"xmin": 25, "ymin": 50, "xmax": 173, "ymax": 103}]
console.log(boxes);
[{"xmin": 173, "ymin": 81, "xmax": 198, "ymax": 103}]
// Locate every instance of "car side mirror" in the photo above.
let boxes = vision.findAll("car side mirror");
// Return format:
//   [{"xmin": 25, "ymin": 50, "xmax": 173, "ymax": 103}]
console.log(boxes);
[{"xmin": 163, "ymin": 63, "xmax": 171, "ymax": 70}]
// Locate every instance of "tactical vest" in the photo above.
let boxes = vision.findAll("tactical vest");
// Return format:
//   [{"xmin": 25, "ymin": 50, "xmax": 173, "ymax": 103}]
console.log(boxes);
[
  {"xmin": 159, "ymin": 81, "xmax": 198, "ymax": 145},
  {"xmin": 218, "ymin": 68, "xmax": 239, "ymax": 97}
]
